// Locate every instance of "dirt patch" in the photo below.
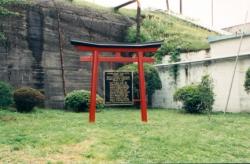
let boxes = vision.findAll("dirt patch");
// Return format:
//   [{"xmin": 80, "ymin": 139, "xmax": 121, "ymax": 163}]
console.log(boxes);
[
  {"xmin": 0, "ymin": 138, "xmax": 98, "ymax": 163},
  {"xmin": 0, "ymin": 115, "xmax": 16, "ymax": 122}
]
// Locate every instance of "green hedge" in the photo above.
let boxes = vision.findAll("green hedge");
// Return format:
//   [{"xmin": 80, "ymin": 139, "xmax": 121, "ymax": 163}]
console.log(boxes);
[
  {"xmin": 174, "ymin": 75, "xmax": 214, "ymax": 113},
  {"xmin": 65, "ymin": 90, "xmax": 104, "ymax": 112},
  {"xmin": 14, "ymin": 87, "xmax": 45, "ymax": 113},
  {"xmin": 0, "ymin": 81, "xmax": 13, "ymax": 108},
  {"xmin": 245, "ymin": 68, "xmax": 250, "ymax": 93}
]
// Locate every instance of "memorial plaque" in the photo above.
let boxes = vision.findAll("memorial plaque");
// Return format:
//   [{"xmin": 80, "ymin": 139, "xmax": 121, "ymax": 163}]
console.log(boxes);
[{"xmin": 104, "ymin": 71, "xmax": 133, "ymax": 105}]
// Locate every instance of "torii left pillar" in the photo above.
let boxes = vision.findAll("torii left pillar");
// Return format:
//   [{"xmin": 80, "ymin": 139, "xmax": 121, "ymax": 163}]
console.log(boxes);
[{"xmin": 71, "ymin": 40, "xmax": 162, "ymax": 123}]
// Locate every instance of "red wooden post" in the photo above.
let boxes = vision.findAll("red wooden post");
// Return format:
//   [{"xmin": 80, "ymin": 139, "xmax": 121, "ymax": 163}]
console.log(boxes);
[
  {"xmin": 89, "ymin": 50, "xmax": 99, "ymax": 122},
  {"xmin": 137, "ymin": 51, "xmax": 147, "ymax": 122}
]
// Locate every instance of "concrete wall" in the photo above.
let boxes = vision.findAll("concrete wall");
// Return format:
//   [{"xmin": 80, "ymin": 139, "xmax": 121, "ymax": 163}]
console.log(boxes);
[
  {"xmin": 0, "ymin": 2, "xmax": 133, "ymax": 108},
  {"xmin": 153, "ymin": 36, "xmax": 250, "ymax": 112}
]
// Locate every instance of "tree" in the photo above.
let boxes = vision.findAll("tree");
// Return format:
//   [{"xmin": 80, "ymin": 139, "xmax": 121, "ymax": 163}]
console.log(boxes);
[{"xmin": 244, "ymin": 68, "xmax": 250, "ymax": 93}]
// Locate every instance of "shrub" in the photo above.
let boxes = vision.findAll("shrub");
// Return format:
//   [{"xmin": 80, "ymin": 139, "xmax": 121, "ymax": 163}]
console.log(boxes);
[
  {"xmin": 174, "ymin": 75, "xmax": 214, "ymax": 113},
  {"xmin": 118, "ymin": 63, "xmax": 162, "ymax": 106},
  {"xmin": 65, "ymin": 90, "xmax": 104, "ymax": 112},
  {"xmin": 244, "ymin": 68, "xmax": 250, "ymax": 93},
  {"xmin": 0, "ymin": 81, "xmax": 13, "ymax": 108},
  {"xmin": 14, "ymin": 87, "xmax": 45, "ymax": 113},
  {"xmin": 126, "ymin": 13, "xmax": 214, "ymax": 62}
]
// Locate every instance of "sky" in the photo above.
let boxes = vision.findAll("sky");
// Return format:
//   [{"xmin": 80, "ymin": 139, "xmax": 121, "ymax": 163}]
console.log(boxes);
[{"xmin": 84, "ymin": 0, "xmax": 250, "ymax": 29}]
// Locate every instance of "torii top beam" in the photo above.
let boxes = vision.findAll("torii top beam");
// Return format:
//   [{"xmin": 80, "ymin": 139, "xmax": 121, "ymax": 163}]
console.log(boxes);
[{"xmin": 70, "ymin": 40, "xmax": 163, "ymax": 53}]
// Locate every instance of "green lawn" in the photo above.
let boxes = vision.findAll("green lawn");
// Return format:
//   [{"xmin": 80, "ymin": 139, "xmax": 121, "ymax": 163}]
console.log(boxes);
[{"xmin": 0, "ymin": 108, "xmax": 250, "ymax": 163}]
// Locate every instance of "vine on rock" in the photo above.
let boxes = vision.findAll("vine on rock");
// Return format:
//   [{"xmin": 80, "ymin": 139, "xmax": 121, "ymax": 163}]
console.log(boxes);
[{"xmin": 169, "ymin": 48, "xmax": 181, "ymax": 83}]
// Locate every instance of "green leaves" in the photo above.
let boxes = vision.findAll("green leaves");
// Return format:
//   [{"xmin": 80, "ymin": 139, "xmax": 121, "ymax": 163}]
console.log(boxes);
[
  {"xmin": 0, "ymin": 81, "xmax": 13, "ymax": 108},
  {"xmin": 65, "ymin": 90, "xmax": 104, "ymax": 112},
  {"xmin": 0, "ymin": 0, "xmax": 27, "ymax": 16},
  {"xmin": 174, "ymin": 75, "xmax": 215, "ymax": 113},
  {"xmin": 126, "ymin": 13, "xmax": 214, "ymax": 62},
  {"xmin": 13, "ymin": 87, "xmax": 45, "ymax": 113},
  {"xmin": 244, "ymin": 68, "xmax": 250, "ymax": 94}
]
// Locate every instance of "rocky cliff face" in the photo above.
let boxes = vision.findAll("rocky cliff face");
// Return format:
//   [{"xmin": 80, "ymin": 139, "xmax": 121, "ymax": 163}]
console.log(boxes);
[{"xmin": 0, "ymin": 1, "xmax": 133, "ymax": 108}]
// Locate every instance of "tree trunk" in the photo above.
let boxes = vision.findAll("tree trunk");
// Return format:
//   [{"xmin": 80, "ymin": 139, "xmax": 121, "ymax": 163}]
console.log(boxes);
[
  {"xmin": 136, "ymin": 0, "xmax": 141, "ymax": 43},
  {"xmin": 180, "ymin": 0, "xmax": 182, "ymax": 14},
  {"xmin": 166, "ymin": 0, "xmax": 169, "ymax": 11}
]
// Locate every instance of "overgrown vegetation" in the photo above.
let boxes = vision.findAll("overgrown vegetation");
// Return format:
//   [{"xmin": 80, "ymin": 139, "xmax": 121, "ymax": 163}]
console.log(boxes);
[
  {"xmin": 168, "ymin": 48, "xmax": 181, "ymax": 82},
  {"xmin": 0, "ymin": 81, "xmax": 13, "ymax": 108},
  {"xmin": 0, "ymin": 108, "xmax": 250, "ymax": 163},
  {"xmin": 174, "ymin": 75, "xmax": 214, "ymax": 114},
  {"xmin": 65, "ymin": 90, "xmax": 104, "ymax": 112},
  {"xmin": 0, "ymin": 32, "xmax": 6, "ymax": 41},
  {"xmin": 13, "ymin": 87, "xmax": 45, "ymax": 113},
  {"xmin": 126, "ymin": 12, "xmax": 216, "ymax": 62},
  {"xmin": 244, "ymin": 68, "xmax": 250, "ymax": 93},
  {"xmin": 70, "ymin": 0, "xmax": 111, "ymax": 12},
  {"xmin": 0, "ymin": 0, "xmax": 28, "ymax": 16},
  {"xmin": 118, "ymin": 63, "xmax": 162, "ymax": 106}
]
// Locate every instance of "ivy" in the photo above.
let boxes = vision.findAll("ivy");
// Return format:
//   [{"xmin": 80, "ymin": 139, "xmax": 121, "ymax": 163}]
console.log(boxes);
[
  {"xmin": 0, "ymin": 0, "xmax": 28, "ymax": 16},
  {"xmin": 0, "ymin": 32, "xmax": 6, "ymax": 41},
  {"xmin": 168, "ymin": 48, "xmax": 181, "ymax": 83}
]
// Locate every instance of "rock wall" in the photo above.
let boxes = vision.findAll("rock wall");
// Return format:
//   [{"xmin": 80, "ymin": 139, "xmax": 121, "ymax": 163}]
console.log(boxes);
[{"xmin": 0, "ymin": 2, "xmax": 133, "ymax": 108}]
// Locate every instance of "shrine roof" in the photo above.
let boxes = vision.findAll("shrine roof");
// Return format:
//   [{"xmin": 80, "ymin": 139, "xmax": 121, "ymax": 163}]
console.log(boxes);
[{"xmin": 70, "ymin": 40, "xmax": 163, "ymax": 49}]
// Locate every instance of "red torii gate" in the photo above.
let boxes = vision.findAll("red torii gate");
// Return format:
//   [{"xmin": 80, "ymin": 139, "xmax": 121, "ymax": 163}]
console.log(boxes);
[{"xmin": 71, "ymin": 40, "xmax": 162, "ymax": 123}]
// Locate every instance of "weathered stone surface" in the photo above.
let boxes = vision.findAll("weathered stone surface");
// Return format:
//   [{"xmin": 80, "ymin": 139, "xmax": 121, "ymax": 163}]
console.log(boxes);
[{"xmin": 0, "ymin": 2, "xmax": 133, "ymax": 108}]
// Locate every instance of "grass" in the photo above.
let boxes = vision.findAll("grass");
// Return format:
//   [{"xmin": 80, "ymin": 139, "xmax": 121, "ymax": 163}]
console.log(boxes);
[
  {"xmin": 71, "ymin": 0, "xmax": 112, "ymax": 12},
  {"xmin": 0, "ymin": 108, "xmax": 250, "ymax": 163},
  {"xmin": 126, "ymin": 11, "xmax": 217, "ymax": 61}
]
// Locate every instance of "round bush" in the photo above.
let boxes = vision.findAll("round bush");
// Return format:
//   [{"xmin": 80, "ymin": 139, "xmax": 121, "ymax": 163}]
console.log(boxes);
[
  {"xmin": 14, "ymin": 87, "xmax": 45, "ymax": 113},
  {"xmin": 244, "ymin": 68, "xmax": 250, "ymax": 93},
  {"xmin": 118, "ymin": 63, "xmax": 162, "ymax": 106},
  {"xmin": 174, "ymin": 75, "xmax": 214, "ymax": 113},
  {"xmin": 65, "ymin": 90, "xmax": 104, "ymax": 112},
  {"xmin": 0, "ymin": 81, "xmax": 13, "ymax": 108}
]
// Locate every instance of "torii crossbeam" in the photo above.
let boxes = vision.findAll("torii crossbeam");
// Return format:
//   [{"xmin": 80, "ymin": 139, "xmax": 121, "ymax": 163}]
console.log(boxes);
[{"xmin": 71, "ymin": 40, "xmax": 162, "ymax": 123}]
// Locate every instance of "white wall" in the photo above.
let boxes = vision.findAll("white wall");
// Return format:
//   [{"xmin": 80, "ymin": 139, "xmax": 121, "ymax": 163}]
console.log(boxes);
[{"xmin": 153, "ymin": 36, "xmax": 250, "ymax": 112}]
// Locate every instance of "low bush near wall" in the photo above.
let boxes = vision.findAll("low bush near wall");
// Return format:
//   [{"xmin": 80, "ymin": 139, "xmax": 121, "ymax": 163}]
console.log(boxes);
[
  {"xmin": 14, "ymin": 87, "xmax": 45, "ymax": 113},
  {"xmin": 174, "ymin": 75, "xmax": 214, "ymax": 113},
  {"xmin": 0, "ymin": 81, "xmax": 13, "ymax": 108},
  {"xmin": 65, "ymin": 90, "xmax": 104, "ymax": 112},
  {"xmin": 244, "ymin": 68, "xmax": 250, "ymax": 93}
]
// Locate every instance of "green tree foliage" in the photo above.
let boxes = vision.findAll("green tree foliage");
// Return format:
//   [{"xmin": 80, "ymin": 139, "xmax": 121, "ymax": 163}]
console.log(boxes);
[
  {"xmin": 244, "ymin": 68, "xmax": 250, "ymax": 93},
  {"xmin": 0, "ymin": 81, "xmax": 13, "ymax": 108},
  {"xmin": 14, "ymin": 87, "xmax": 45, "ymax": 113},
  {"xmin": 0, "ymin": 0, "xmax": 26, "ymax": 16},
  {"xmin": 126, "ymin": 13, "xmax": 215, "ymax": 62},
  {"xmin": 118, "ymin": 63, "xmax": 162, "ymax": 106},
  {"xmin": 174, "ymin": 75, "xmax": 214, "ymax": 113},
  {"xmin": 65, "ymin": 90, "xmax": 104, "ymax": 112}
]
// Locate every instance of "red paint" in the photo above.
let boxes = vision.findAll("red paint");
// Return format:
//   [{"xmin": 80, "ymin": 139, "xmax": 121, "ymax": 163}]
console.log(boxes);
[
  {"xmin": 72, "ymin": 41, "xmax": 162, "ymax": 123},
  {"xmin": 89, "ymin": 51, "xmax": 99, "ymax": 122},
  {"xmin": 80, "ymin": 56, "xmax": 154, "ymax": 63},
  {"xmin": 138, "ymin": 51, "xmax": 147, "ymax": 122}
]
